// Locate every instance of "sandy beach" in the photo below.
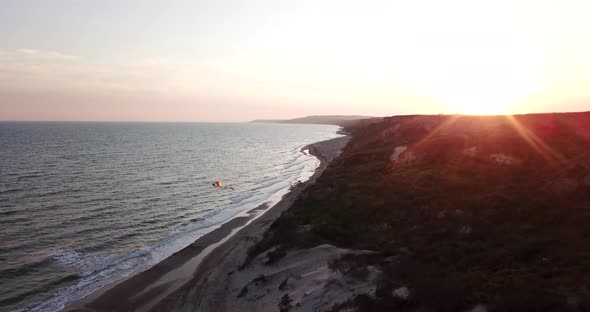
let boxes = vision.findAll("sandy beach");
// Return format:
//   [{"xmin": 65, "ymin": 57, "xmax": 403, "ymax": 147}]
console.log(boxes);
[{"xmin": 66, "ymin": 135, "xmax": 350, "ymax": 312}]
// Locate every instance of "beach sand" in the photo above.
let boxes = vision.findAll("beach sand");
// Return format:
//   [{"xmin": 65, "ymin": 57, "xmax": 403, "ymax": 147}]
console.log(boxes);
[{"xmin": 66, "ymin": 136, "xmax": 350, "ymax": 312}]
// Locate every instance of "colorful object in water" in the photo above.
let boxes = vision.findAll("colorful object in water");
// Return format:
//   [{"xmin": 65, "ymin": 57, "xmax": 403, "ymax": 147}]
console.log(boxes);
[{"xmin": 212, "ymin": 181, "xmax": 235, "ymax": 190}]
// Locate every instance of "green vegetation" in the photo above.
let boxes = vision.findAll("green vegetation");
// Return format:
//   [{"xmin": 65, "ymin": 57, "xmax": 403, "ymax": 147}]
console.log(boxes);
[{"xmin": 247, "ymin": 112, "xmax": 590, "ymax": 311}]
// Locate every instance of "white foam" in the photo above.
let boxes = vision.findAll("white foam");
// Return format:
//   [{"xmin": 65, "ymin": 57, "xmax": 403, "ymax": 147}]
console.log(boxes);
[{"xmin": 51, "ymin": 249, "xmax": 82, "ymax": 267}]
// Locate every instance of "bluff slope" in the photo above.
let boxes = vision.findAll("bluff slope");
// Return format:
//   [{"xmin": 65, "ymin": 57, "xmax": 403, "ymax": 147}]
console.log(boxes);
[{"xmin": 246, "ymin": 112, "xmax": 590, "ymax": 311}]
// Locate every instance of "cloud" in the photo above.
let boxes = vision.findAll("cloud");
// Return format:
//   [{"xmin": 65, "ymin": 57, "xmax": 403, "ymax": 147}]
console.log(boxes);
[
  {"xmin": 0, "ymin": 49, "xmax": 80, "ymax": 64},
  {"xmin": 0, "ymin": 48, "xmax": 316, "ymax": 121},
  {"xmin": 15, "ymin": 48, "xmax": 80, "ymax": 61},
  {"xmin": 0, "ymin": 48, "xmax": 322, "ymax": 102},
  {"xmin": 0, "ymin": 47, "xmax": 439, "ymax": 122},
  {"xmin": 0, "ymin": 48, "xmax": 195, "ymax": 95}
]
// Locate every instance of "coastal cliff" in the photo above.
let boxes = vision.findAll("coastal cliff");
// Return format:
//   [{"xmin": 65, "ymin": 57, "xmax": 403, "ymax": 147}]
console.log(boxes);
[{"xmin": 186, "ymin": 112, "xmax": 590, "ymax": 311}]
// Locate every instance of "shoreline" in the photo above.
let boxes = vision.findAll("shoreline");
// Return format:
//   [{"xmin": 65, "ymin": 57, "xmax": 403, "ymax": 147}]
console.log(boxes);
[{"xmin": 66, "ymin": 135, "xmax": 350, "ymax": 312}]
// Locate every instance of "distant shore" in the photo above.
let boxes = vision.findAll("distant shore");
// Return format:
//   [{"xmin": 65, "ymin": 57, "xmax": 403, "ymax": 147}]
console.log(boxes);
[{"xmin": 66, "ymin": 135, "xmax": 350, "ymax": 312}]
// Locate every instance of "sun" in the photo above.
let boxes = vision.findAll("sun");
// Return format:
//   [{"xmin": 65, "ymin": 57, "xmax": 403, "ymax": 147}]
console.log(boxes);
[
  {"xmin": 418, "ymin": 52, "xmax": 539, "ymax": 115},
  {"xmin": 405, "ymin": 33, "xmax": 542, "ymax": 115},
  {"xmin": 430, "ymin": 73, "xmax": 533, "ymax": 115}
]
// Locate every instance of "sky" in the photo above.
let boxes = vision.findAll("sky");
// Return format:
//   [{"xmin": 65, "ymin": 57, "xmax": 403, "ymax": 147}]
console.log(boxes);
[{"xmin": 1, "ymin": 0, "xmax": 590, "ymax": 122}]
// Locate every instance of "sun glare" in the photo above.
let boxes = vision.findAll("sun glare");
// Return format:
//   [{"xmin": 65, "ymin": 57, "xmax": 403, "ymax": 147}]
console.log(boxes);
[
  {"xmin": 405, "ymin": 31, "xmax": 543, "ymax": 116},
  {"xmin": 427, "ymin": 64, "xmax": 538, "ymax": 116},
  {"xmin": 424, "ymin": 61, "xmax": 539, "ymax": 116}
]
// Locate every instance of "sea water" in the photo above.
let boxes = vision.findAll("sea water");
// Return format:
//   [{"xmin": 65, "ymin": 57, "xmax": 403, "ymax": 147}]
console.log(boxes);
[{"xmin": 0, "ymin": 122, "xmax": 341, "ymax": 311}]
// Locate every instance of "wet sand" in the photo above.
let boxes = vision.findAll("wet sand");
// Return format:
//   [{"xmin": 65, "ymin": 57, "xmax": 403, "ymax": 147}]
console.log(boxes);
[{"xmin": 66, "ymin": 136, "xmax": 350, "ymax": 312}]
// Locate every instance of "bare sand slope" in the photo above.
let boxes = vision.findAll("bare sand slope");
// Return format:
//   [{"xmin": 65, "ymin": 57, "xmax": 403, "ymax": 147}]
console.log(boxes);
[{"xmin": 204, "ymin": 244, "xmax": 379, "ymax": 312}]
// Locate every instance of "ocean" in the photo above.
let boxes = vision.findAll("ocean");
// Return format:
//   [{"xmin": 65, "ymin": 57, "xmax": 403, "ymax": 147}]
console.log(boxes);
[{"xmin": 0, "ymin": 122, "xmax": 341, "ymax": 312}]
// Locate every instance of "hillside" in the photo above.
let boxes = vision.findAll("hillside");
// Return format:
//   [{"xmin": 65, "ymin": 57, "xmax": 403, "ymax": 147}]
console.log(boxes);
[
  {"xmin": 245, "ymin": 112, "xmax": 590, "ymax": 311},
  {"xmin": 251, "ymin": 115, "xmax": 379, "ymax": 127}
]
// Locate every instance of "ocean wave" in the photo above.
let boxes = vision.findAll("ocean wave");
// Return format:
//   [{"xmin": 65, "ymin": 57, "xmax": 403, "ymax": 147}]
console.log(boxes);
[
  {"xmin": 76, "ymin": 206, "xmax": 242, "ymax": 281},
  {"xmin": 0, "ymin": 209, "xmax": 19, "ymax": 216},
  {"xmin": 7, "ymin": 274, "xmax": 80, "ymax": 311},
  {"xmin": 229, "ymin": 192, "xmax": 254, "ymax": 204},
  {"xmin": 52, "ymin": 250, "xmax": 82, "ymax": 267},
  {"xmin": 0, "ymin": 258, "xmax": 53, "ymax": 281},
  {"xmin": 0, "ymin": 216, "xmax": 33, "ymax": 225},
  {"xmin": 78, "ymin": 247, "xmax": 153, "ymax": 278},
  {"xmin": 15, "ymin": 172, "xmax": 50, "ymax": 181},
  {"xmin": 0, "ymin": 187, "xmax": 24, "ymax": 195}
]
